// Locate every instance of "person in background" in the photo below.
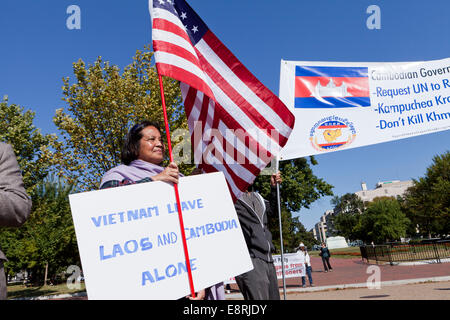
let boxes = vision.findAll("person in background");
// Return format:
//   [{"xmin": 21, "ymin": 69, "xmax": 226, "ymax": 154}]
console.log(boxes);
[
  {"xmin": 0, "ymin": 142, "xmax": 32, "ymax": 300},
  {"xmin": 319, "ymin": 242, "xmax": 333, "ymax": 272},
  {"xmin": 100, "ymin": 120, "xmax": 224, "ymax": 300},
  {"xmin": 296, "ymin": 243, "xmax": 314, "ymax": 288},
  {"xmin": 234, "ymin": 173, "xmax": 282, "ymax": 300}
]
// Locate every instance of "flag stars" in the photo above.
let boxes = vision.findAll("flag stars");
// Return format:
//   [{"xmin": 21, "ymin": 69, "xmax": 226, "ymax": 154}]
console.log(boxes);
[
  {"xmin": 158, "ymin": 0, "xmax": 165, "ymax": 5},
  {"xmin": 192, "ymin": 25, "xmax": 199, "ymax": 33},
  {"xmin": 180, "ymin": 12, "xmax": 187, "ymax": 20}
]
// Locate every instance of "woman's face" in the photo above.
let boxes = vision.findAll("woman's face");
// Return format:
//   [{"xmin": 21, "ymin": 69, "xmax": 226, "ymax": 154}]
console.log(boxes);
[{"xmin": 137, "ymin": 126, "xmax": 165, "ymax": 164}]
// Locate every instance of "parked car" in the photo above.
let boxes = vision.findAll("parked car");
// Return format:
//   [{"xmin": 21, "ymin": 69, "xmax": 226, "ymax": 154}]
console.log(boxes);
[{"xmin": 349, "ymin": 240, "xmax": 364, "ymax": 247}]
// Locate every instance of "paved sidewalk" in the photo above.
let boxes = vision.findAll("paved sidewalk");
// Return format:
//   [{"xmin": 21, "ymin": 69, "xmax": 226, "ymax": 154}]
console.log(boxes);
[
  {"xmin": 225, "ymin": 257, "xmax": 450, "ymax": 300},
  {"xmin": 14, "ymin": 257, "xmax": 449, "ymax": 300},
  {"xmin": 286, "ymin": 280, "xmax": 450, "ymax": 300}
]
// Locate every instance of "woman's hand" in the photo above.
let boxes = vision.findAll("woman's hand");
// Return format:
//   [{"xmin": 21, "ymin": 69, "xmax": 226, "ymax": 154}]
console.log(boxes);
[{"xmin": 152, "ymin": 162, "xmax": 179, "ymax": 184}]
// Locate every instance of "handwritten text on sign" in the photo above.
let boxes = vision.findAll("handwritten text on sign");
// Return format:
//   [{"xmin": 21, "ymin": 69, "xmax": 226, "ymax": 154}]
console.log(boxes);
[{"xmin": 69, "ymin": 172, "xmax": 252, "ymax": 299}]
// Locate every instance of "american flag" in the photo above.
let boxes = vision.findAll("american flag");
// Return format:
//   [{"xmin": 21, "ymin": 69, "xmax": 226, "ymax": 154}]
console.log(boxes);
[{"xmin": 149, "ymin": 0, "xmax": 295, "ymax": 201}]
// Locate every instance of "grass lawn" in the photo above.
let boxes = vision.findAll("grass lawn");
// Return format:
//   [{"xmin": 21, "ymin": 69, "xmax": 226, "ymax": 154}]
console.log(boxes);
[{"xmin": 7, "ymin": 282, "xmax": 86, "ymax": 300}]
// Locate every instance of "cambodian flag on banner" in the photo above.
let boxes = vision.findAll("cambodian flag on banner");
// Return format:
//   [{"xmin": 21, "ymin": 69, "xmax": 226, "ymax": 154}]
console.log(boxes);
[
  {"xmin": 149, "ymin": 0, "xmax": 295, "ymax": 201},
  {"xmin": 295, "ymin": 66, "xmax": 371, "ymax": 108}
]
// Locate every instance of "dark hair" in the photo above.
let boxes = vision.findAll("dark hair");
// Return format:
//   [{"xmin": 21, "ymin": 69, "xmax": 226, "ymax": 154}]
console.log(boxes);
[{"xmin": 121, "ymin": 120, "xmax": 162, "ymax": 165}]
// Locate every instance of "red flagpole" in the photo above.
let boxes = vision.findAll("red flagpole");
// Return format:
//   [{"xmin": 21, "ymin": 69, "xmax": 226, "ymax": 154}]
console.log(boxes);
[{"xmin": 157, "ymin": 71, "xmax": 196, "ymax": 298}]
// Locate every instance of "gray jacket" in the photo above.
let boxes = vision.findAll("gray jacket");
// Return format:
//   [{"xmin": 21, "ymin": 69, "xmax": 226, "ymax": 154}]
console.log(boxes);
[
  {"xmin": 234, "ymin": 188, "xmax": 277, "ymax": 263},
  {"xmin": 0, "ymin": 142, "xmax": 32, "ymax": 261}
]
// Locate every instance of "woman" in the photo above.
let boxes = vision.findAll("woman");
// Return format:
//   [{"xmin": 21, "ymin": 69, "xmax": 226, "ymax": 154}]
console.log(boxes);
[
  {"xmin": 319, "ymin": 242, "xmax": 333, "ymax": 273},
  {"xmin": 100, "ymin": 120, "xmax": 180, "ymax": 189},
  {"xmin": 296, "ymin": 243, "xmax": 314, "ymax": 288},
  {"xmin": 100, "ymin": 120, "xmax": 224, "ymax": 300}
]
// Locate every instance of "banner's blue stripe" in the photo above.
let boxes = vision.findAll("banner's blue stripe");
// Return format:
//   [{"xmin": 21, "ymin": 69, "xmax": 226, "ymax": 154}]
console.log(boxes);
[
  {"xmin": 295, "ymin": 66, "xmax": 368, "ymax": 78},
  {"xmin": 294, "ymin": 97, "xmax": 371, "ymax": 108}
]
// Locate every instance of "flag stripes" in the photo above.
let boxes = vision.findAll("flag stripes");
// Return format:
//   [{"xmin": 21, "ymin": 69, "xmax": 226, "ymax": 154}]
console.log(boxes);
[{"xmin": 149, "ymin": 0, "xmax": 295, "ymax": 200}]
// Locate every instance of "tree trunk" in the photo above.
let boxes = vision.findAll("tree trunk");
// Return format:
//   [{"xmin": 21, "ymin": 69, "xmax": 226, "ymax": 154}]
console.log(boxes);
[{"xmin": 44, "ymin": 262, "xmax": 48, "ymax": 286}]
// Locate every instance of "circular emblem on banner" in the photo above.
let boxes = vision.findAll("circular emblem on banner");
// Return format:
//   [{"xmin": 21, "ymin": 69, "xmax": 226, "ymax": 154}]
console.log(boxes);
[{"xmin": 309, "ymin": 116, "xmax": 356, "ymax": 152}]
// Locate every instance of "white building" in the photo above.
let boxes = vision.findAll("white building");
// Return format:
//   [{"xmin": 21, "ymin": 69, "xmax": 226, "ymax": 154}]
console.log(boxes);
[
  {"xmin": 312, "ymin": 180, "xmax": 414, "ymax": 242},
  {"xmin": 355, "ymin": 180, "xmax": 413, "ymax": 202},
  {"xmin": 313, "ymin": 210, "xmax": 334, "ymax": 242}
]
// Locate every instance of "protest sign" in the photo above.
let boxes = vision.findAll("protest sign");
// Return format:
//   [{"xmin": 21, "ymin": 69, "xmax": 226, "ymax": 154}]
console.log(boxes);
[
  {"xmin": 273, "ymin": 252, "xmax": 305, "ymax": 279},
  {"xmin": 279, "ymin": 58, "xmax": 450, "ymax": 159},
  {"xmin": 224, "ymin": 252, "xmax": 305, "ymax": 284},
  {"xmin": 69, "ymin": 172, "xmax": 253, "ymax": 299}
]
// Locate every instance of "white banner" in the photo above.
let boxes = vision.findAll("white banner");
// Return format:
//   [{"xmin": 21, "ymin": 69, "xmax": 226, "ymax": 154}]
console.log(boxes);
[
  {"xmin": 69, "ymin": 172, "xmax": 253, "ymax": 300},
  {"xmin": 273, "ymin": 252, "xmax": 305, "ymax": 279},
  {"xmin": 224, "ymin": 252, "xmax": 305, "ymax": 284},
  {"xmin": 279, "ymin": 58, "xmax": 450, "ymax": 159}
]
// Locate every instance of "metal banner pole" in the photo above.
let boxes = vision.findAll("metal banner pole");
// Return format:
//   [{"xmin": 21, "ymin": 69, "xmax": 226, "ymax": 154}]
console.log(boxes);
[{"xmin": 275, "ymin": 155, "xmax": 287, "ymax": 300}]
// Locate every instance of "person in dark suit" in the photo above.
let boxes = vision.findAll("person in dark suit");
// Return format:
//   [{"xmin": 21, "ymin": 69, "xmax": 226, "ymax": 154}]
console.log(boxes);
[
  {"xmin": 234, "ymin": 172, "xmax": 282, "ymax": 300},
  {"xmin": 0, "ymin": 142, "xmax": 32, "ymax": 300}
]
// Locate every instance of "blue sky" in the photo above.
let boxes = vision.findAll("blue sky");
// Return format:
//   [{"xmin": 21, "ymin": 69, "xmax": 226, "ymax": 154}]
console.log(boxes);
[{"xmin": 1, "ymin": 0, "xmax": 449, "ymax": 230}]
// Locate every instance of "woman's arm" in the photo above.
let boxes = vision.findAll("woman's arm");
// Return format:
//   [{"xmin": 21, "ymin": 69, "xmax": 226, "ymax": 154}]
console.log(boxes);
[{"xmin": 99, "ymin": 177, "xmax": 152, "ymax": 189}]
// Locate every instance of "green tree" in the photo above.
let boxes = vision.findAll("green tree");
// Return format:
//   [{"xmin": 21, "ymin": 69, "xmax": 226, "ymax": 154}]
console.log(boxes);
[
  {"xmin": 332, "ymin": 213, "xmax": 360, "ymax": 241},
  {"xmin": 403, "ymin": 151, "xmax": 450, "ymax": 238},
  {"xmin": 0, "ymin": 98, "xmax": 58, "ymax": 194},
  {"xmin": 268, "ymin": 206, "xmax": 318, "ymax": 253},
  {"xmin": 53, "ymin": 47, "xmax": 188, "ymax": 190},
  {"xmin": 330, "ymin": 193, "xmax": 365, "ymax": 241},
  {"xmin": 254, "ymin": 157, "xmax": 333, "ymax": 252},
  {"xmin": 0, "ymin": 178, "xmax": 79, "ymax": 284},
  {"xmin": 331, "ymin": 193, "xmax": 365, "ymax": 215},
  {"xmin": 357, "ymin": 197, "xmax": 410, "ymax": 244},
  {"xmin": 0, "ymin": 98, "xmax": 70, "ymax": 283}
]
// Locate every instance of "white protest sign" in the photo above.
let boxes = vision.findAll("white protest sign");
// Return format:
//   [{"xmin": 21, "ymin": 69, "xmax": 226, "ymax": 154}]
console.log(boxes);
[
  {"xmin": 273, "ymin": 252, "xmax": 305, "ymax": 279},
  {"xmin": 224, "ymin": 252, "xmax": 305, "ymax": 284},
  {"xmin": 279, "ymin": 58, "xmax": 450, "ymax": 159},
  {"xmin": 69, "ymin": 172, "xmax": 253, "ymax": 300}
]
